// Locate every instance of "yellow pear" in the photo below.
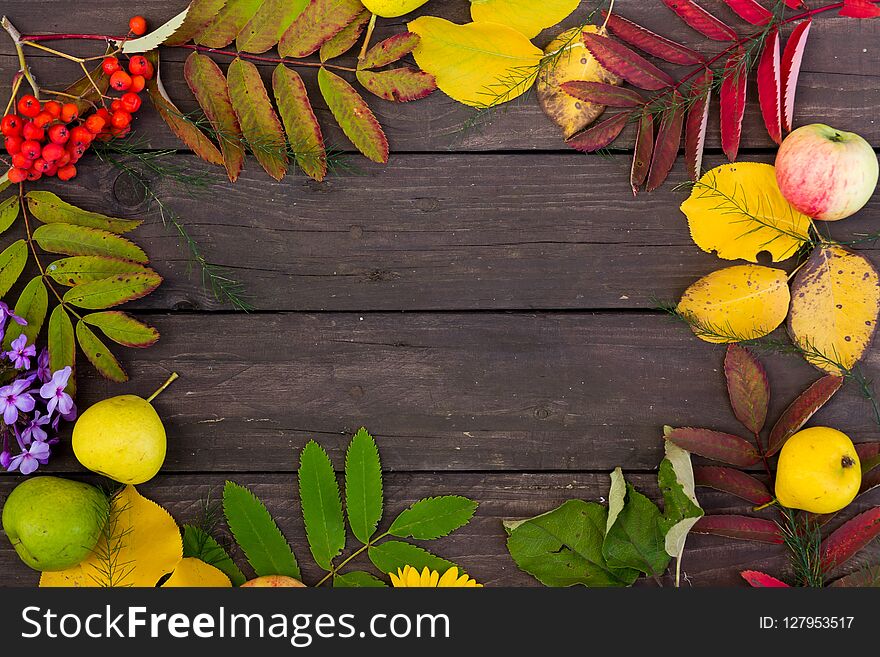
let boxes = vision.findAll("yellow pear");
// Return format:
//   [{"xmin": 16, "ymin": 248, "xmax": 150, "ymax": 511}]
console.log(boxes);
[
  {"xmin": 361, "ymin": 0, "xmax": 430, "ymax": 18},
  {"xmin": 775, "ymin": 427, "xmax": 861, "ymax": 514},
  {"xmin": 72, "ymin": 373, "xmax": 178, "ymax": 485}
]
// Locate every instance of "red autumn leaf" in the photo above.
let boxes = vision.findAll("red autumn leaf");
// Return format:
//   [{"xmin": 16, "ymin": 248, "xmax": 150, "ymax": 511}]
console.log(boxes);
[
  {"xmin": 840, "ymin": 0, "xmax": 880, "ymax": 18},
  {"xmin": 661, "ymin": 0, "xmax": 739, "ymax": 41},
  {"xmin": 666, "ymin": 427, "xmax": 762, "ymax": 467},
  {"xmin": 784, "ymin": 0, "xmax": 805, "ymax": 7},
  {"xmin": 631, "ymin": 112, "xmax": 654, "ymax": 195},
  {"xmin": 693, "ymin": 515, "xmax": 783, "ymax": 543},
  {"xmin": 757, "ymin": 28, "xmax": 782, "ymax": 145},
  {"xmin": 767, "ymin": 374, "xmax": 844, "ymax": 456},
  {"xmin": 724, "ymin": 344, "xmax": 770, "ymax": 435},
  {"xmin": 820, "ymin": 507, "xmax": 880, "ymax": 572},
  {"xmin": 356, "ymin": 68, "xmax": 437, "ymax": 102},
  {"xmin": 741, "ymin": 570, "xmax": 790, "ymax": 587},
  {"xmin": 781, "ymin": 19, "xmax": 812, "ymax": 133},
  {"xmin": 856, "ymin": 443, "xmax": 880, "ymax": 496},
  {"xmin": 560, "ymin": 81, "xmax": 645, "ymax": 107},
  {"xmin": 721, "ymin": 0, "xmax": 773, "ymax": 25},
  {"xmin": 684, "ymin": 68, "xmax": 712, "ymax": 180},
  {"xmin": 602, "ymin": 12, "xmax": 704, "ymax": 65},
  {"xmin": 694, "ymin": 466, "xmax": 773, "ymax": 505},
  {"xmin": 581, "ymin": 32, "xmax": 676, "ymax": 91},
  {"xmin": 720, "ymin": 47, "xmax": 747, "ymax": 161},
  {"xmin": 829, "ymin": 566, "xmax": 880, "ymax": 587},
  {"xmin": 646, "ymin": 99, "xmax": 684, "ymax": 192},
  {"xmin": 565, "ymin": 112, "xmax": 630, "ymax": 153}
]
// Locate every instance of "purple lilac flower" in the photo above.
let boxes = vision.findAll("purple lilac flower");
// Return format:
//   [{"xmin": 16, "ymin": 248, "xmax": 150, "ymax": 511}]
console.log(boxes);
[
  {"xmin": 35, "ymin": 349, "xmax": 51, "ymax": 384},
  {"xmin": 20, "ymin": 410, "xmax": 50, "ymax": 445},
  {"xmin": 0, "ymin": 379, "xmax": 36, "ymax": 425},
  {"xmin": 7, "ymin": 440, "xmax": 50, "ymax": 475},
  {"xmin": 0, "ymin": 434, "xmax": 10, "ymax": 469},
  {"xmin": 0, "ymin": 301, "xmax": 27, "ymax": 329},
  {"xmin": 40, "ymin": 366, "xmax": 73, "ymax": 417},
  {"xmin": 5, "ymin": 334, "xmax": 37, "ymax": 370}
]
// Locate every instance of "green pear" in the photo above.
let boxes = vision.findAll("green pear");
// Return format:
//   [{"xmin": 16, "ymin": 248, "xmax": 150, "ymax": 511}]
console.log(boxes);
[{"xmin": 2, "ymin": 476, "xmax": 109, "ymax": 571}]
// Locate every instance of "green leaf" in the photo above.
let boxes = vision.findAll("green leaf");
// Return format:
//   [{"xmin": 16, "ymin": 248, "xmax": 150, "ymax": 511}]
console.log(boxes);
[
  {"xmin": 278, "ymin": 0, "xmax": 365, "ymax": 58},
  {"xmin": 48, "ymin": 306, "xmax": 76, "ymax": 395},
  {"xmin": 320, "ymin": 10, "xmax": 370, "ymax": 62},
  {"xmin": 237, "ymin": 0, "xmax": 309, "ymax": 54},
  {"xmin": 75, "ymin": 320, "xmax": 127, "ymax": 382},
  {"xmin": 182, "ymin": 524, "xmax": 247, "ymax": 587},
  {"xmin": 26, "ymin": 191, "xmax": 142, "ymax": 234},
  {"xmin": 356, "ymin": 68, "xmax": 437, "ymax": 103},
  {"xmin": 222, "ymin": 481, "xmax": 301, "ymax": 579},
  {"xmin": 602, "ymin": 471, "xmax": 670, "ymax": 578},
  {"xmin": 0, "ymin": 239, "xmax": 28, "ymax": 298},
  {"xmin": 33, "ymin": 224, "xmax": 148, "ymax": 263},
  {"xmin": 299, "ymin": 441, "xmax": 345, "ymax": 570},
  {"xmin": 83, "ymin": 311, "xmax": 159, "ymax": 348},
  {"xmin": 368, "ymin": 540, "xmax": 457, "ymax": 577},
  {"xmin": 389, "ymin": 496, "xmax": 477, "ymax": 540},
  {"xmin": 3, "ymin": 277, "xmax": 48, "ymax": 350},
  {"xmin": 0, "ymin": 196, "xmax": 19, "ymax": 235},
  {"xmin": 184, "ymin": 52, "xmax": 245, "ymax": 182},
  {"xmin": 333, "ymin": 571, "xmax": 387, "ymax": 587},
  {"xmin": 63, "ymin": 271, "xmax": 163, "ymax": 310},
  {"xmin": 505, "ymin": 499, "xmax": 638, "ymax": 587},
  {"xmin": 227, "ymin": 58, "xmax": 288, "ymax": 181},
  {"xmin": 359, "ymin": 32, "xmax": 421, "ymax": 70},
  {"xmin": 196, "ymin": 0, "xmax": 264, "ymax": 49},
  {"xmin": 345, "ymin": 427, "xmax": 383, "ymax": 545},
  {"xmin": 272, "ymin": 65, "xmax": 327, "ymax": 181},
  {"xmin": 659, "ymin": 440, "xmax": 704, "ymax": 565},
  {"xmin": 166, "ymin": 0, "xmax": 228, "ymax": 46},
  {"xmin": 44, "ymin": 256, "xmax": 152, "ymax": 287},
  {"xmin": 317, "ymin": 67, "xmax": 388, "ymax": 163}
]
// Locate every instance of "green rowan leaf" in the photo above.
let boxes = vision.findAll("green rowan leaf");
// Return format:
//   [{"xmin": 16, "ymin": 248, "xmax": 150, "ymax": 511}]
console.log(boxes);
[
  {"xmin": 279, "ymin": 0, "xmax": 365, "ymax": 58},
  {"xmin": 196, "ymin": 0, "xmax": 264, "ymax": 49},
  {"xmin": 356, "ymin": 68, "xmax": 436, "ymax": 102},
  {"xmin": 389, "ymin": 496, "xmax": 477, "ymax": 540},
  {"xmin": 299, "ymin": 440, "xmax": 345, "ymax": 570},
  {"xmin": 317, "ymin": 67, "xmax": 388, "ymax": 163},
  {"xmin": 272, "ymin": 65, "xmax": 327, "ymax": 181},
  {"xmin": 0, "ymin": 196, "xmax": 19, "ymax": 235},
  {"xmin": 344, "ymin": 427, "xmax": 383, "ymax": 545},
  {"xmin": 359, "ymin": 32, "xmax": 421, "ymax": 70},
  {"xmin": 83, "ymin": 311, "xmax": 159, "ymax": 348},
  {"xmin": 368, "ymin": 541, "xmax": 458, "ymax": 577},
  {"xmin": 48, "ymin": 306, "xmax": 76, "ymax": 395},
  {"xmin": 75, "ymin": 320, "xmax": 127, "ymax": 382},
  {"xmin": 63, "ymin": 271, "xmax": 163, "ymax": 310},
  {"xmin": 0, "ymin": 239, "xmax": 28, "ymax": 298},
  {"xmin": 320, "ymin": 10, "xmax": 370, "ymax": 62},
  {"xmin": 333, "ymin": 571, "xmax": 387, "ymax": 587},
  {"xmin": 182, "ymin": 525, "xmax": 247, "ymax": 587},
  {"xmin": 237, "ymin": 0, "xmax": 309, "ymax": 54},
  {"xmin": 33, "ymin": 224, "xmax": 148, "ymax": 263},
  {"xmin": 166, "ymin": 0, "xmax": 228, "ymax": 46},
  {"xmin": 44, "ymin": 256, "xmax": 151, "ymax": 287},
  {"xmin": 3, "ymin": 276, "xmax": 47, "ymax": 349}
]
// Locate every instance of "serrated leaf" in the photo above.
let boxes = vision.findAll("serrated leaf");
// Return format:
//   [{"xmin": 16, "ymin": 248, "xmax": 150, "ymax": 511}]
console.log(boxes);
[
  {"xmin": 658, "ymin": 442, "xmax": 703, "ymax": 563},
  {"xmin": 666, "ymin": 427, "xmax": 761, "ymax": 466},
  {"xmin": 75, "ymin": 320, "xmax": 127, "ymax": 382},
  {"xmin": 646, "ymin": 98, "xmax": 684, "ymax": 192},
  {"xmin": 821, "ymin": 507, "xmax": 880, "ymax": 573},
  {"xmin": 47, "ymin": 306, "xmax": 75, "ymax": 396},
  {"xmin": 166, "ymin": 0, "xmax": 227, "ymax": 46},
  {"xmin": 559, "ymin": 81, "xmax": 645, "ymax": 108},
  {"xmin": 0, "ymin": 196, "xmax": 19, "ymax": 235},
  {"xmin": 227, "ymin": 58, "xmax": 288, "ymax": 181},
  {"xmin": 506, "ymin": 500, "xmax": 639, "ymax": 587},
  {"xmin": 581, "ymin": 31, "xmax": 675, "ymax": 91},
  {"xmin": 720, "ymin": 48, "xmax": 747, "ymax": 161},
  {"xmin": 756, "ymin": 28, "xmax": 782, "ymax": 145},
  {"xmin": 182, "ymin": 525, "xmax": 247, "ymax": 587},
  {"xmin": 345, "ymin": 427, "xmax": 383, "ymax": 545},
  {"xmin": 26, "ymin": 191, "xmax": 142, "ymax": 234},
  {"xmin": 692, "ymin": 515, "xmax": 783, "ymax": 543},
  {"xmin": 45, "ymin": 256, "xmax": 151, "ymax": 287},
  {"xmin": 721, "ymin": 0, "xmax": 773, "ymax": 25},
  {"xmin": 631, "ymin": 112, "xmax": 654, "ymax": 195},
  {"xmin": 83, "ymin": 311, "xmax": 159, "ymax": 348},
  {"xmin": 356, "ymin": 68, "xmax": 436, "ymax": 102},
  {"xmin": 0, "ymin": 239, "xmax": 28, "ymax": 298},
  {"xmin": 222, "ymin": 481, "xmax": 300, "ymax": 579},
  {"xmin": 184, "ymin": 52, "xmax": 245, "ymax": 182},
  {"xmin": 694, "ymin": 466, "xmax": 772, "ymax": 505},
  {"xmin": 237, "ymin": 0, "xmax": 309, "ymax": 54},
  {"xmin": 120, "ymin": 8, "xmax": 189, "ymax": 53},
  {"xmin": 781, "ymin": 20, "xmax": 811, "ymax": 133},
  {"xmin": 469, "ymin": 0, "xmax": 579, "ymax": 39},
  {"xmin": 321, "ymin": 10, "xmax": 370, "ymax": 62},
  {"xmin": 725, "ymin": 344, "xmax": 770, "ymax": 434},
  {"xmin": 389, "ymin": 496, "xmax": 477, "ymax": 540},
  {"xmin": 3, "ymin": 277, "xmax": 47, "ymax": 349},
  {"xmin": 196, "ymin": 0, "xmax": 264, "ymax": 49},
  {"xmin": 603, "ymin": 475, "xmax": 670, "ymax": 577},
  {"xmin": 61, "ymin": 64, "xmax": 109, "ymax": 115},
  {"xmin": 279, "ymin": 0, "xmax": 365, "ymax": 58},
  {"xmin": 661, "ymin": 0, "xmax": 738, "ymax": 41},
  {"xmin": 333, "ymin": 571, "xmax": 387, "ymax": 587},
  {"xmin": 359, "ymin": 32, "xmax": 420, "ymax": 70},
  {"xmin": 566, "ymin": 112, "xmax": 630, "ymax": 153},
  {"xmin": 368, "ymin": 541, "xmax": 457, "ymax": 577},
  {"xmin": 317, "ymin": 67, "xmax": 388, "ymax": 163},
  {"xmin": 857, "ymin": 443, "xmax": 880, "ymax": 496},
  {"xmin": 684, "ymin": 68, "xmax": 712, "ymax": 181},
  {"xmin": 63, "ymin": 271, "xmax": 162, "ymax": 310},
  {"xmin": 34, "ymin": 224, "xmax": 148, "ymax": 263},
  {"xmin": 299, "ymin": 440, "xmax": 345, "ymax": 570},
  {"xmin": 742, "ymin": 570, "xmax": 789, "ymax": 587},
  {"xmin": 604, "ymin": 12, "xmax": 703, "ymax": 65},
  {"xmin": 272, "ymin": 65, "xmax": 327, "ymax": 181}
]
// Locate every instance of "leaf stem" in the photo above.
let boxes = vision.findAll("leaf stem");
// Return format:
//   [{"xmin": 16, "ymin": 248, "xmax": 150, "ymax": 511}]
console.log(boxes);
[
  {"xmin": 358, "ymin": 13, "xmax": 377, "ymax": 65},
  {"xmin": 146, "ymin": 371, "xmax": 179, "ymax": 403},
  {"xmin": 2, "ymin": 16, "xmax": 41, "ymax": 98},
  {"xmin": 314, "ymin": 531, "xmax": 390, "ymax": 587}
]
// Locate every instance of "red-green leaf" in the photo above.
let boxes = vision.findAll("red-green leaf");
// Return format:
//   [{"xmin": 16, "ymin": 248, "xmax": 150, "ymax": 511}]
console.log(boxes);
[
  {"xmin": 840, "ymin": 0, "xmax": 880, "ymax": 18},
  {"xmin": 767, "ymin": 374, "xmax": 844, "ymax": 456},
  {"xmin": 317, "ymin": 66, "xmax": 388, "ymax": 163},
  {"xmin": 196, "ymin": 0, "xmax": 264, "ymax": 49},
  {"xmin": 184, "ymin": 52, "xmax": 245, "ymax": 182},
  {"xmin": 693, "ymin": 515, "xmax": 783, "ymax": 543},
  {"xmin": 3, "ymin": 277, "xmax": 47, "ymax": 350},
  {"xmin": 780, "ymin": 19, "xmax": 811, "ymax": 133},
  {"xmin": 646, "ymin": 99, "xmax": 684, "ymax": 191},
  {"xmin": 48, "ymin": 306, "xmax": 75, "ymax": 396},
  {"xmin": 756, "ymin": 28, "xmax": 782, "ymax": 145},
  {"xmin": 721, "ymin": 0, "xmax": 773, "ymax": 25},
  {"xmin": 684, "ymin": 68, "xmax": 712, "ymax": 180},
  {"xmin": 630, "ymin": 112, "xmax": 654, "ymax": 195},
  {"xmin": 45, "ymin": 257, "xmax": 152, "ymax": 287},
  {"xmin": 720, "ymin": 47, "xmax": 747, "ymax": 162},
  {"xmin": 821, "ymin": 507, "xmax": 880, "ymax": 572},
  {"xmin": 356, "ymin": 68, "xmax": 436, "ymax": 102},
  {"xmin": 857, "ymin": 443, "xmax": 880, "ymax": 495},
  {"xmin": 666, "ymin": 427, "xmax": 761, "ymax": 466},
  {"xmin": 26, "ymin": 191, "xmax": 142, "ymax": 234},
  {"xmin": 560, "ymin": 81, "xmax": 645, "ymax": 108},
  {"xmin": 76, "ymin": 320, "xmax": 127, "ymax": 383},
  {"xmin": 278, "ymin": 0, "xmax": 365, "ymax": 59},
  {"xmin": 33, "ymin": 224, "xmax": 148, "ymax": 263},
  {"xmin": 0, "ymin": 239, "xmax": 28, "ymax": 298},
  {"xmin": 272, "ymin": 65, "xmax": 327, "ymax": 181},
  {"xmin": 603, "ymin": 12, "xmax": 703, "ymax": 65},
  {"xmin": 359, "ymin": 32, "xmax": 421, "ymax": 70},
  {"xmin": 166, "ymin": 0, "xmax": 227, "ymax": 46},
  {"xmin": 741, "ymin": 570, "xmax": 789, "ymax": 587},
  {"xmin": 63, "ymin": 271, "xmax": 163, "ymax": 310},
  {"xmin": 321, "ymin": 10, "xmax": 371, "ymax": 62},
  {"xmin": 83, "ymin": 311, "xmax": 159, "ymax": 348},
  {"xmin": 227, "ymin": 58, "xmax": 288, "ymax": 181},
  {"xmin": 581, "ymin": 32, "xmax": 675, "ymax": 91},
  {"xmin": 661, "ymin": 0, "xmax": 738, "ymax": 41},
  {"xmin": 565, "ymin": 112, "xmax": 630, "ymax": 153},
  {"xmin": 237, "ymin": 0, "xmax": 310, "ymax": 54},
  {"xmin": 724, "ymin": 344, "xmax": 770, "ymax": 434},
  {"xmin": 694, "ymin": 466, "xmax": 772, "ymax": 505}
]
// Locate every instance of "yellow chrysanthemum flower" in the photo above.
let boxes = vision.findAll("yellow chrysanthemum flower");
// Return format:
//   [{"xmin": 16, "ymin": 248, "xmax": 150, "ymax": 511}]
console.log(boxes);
[{"xmin": 389, "ymin": 565, "xmax": 482, "ymax": 588}]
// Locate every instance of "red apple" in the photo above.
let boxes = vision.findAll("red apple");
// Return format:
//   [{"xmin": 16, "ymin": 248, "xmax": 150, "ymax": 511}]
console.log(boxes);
[
  {"xmin": 240, "ymin": 575, "xmax": 306, "ymax": 587},
  {"xmin": 775, "ymin": 124, "xmax": 878, "ymax": 221}
]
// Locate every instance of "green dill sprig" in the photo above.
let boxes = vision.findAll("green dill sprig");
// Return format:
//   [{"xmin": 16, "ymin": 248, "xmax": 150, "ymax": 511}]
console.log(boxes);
[
  {"xmin": 90, "ymin": 493, "xmax": 134, "ymax": 588},
  {"xmin": 778, "ymin": 507, "xmax": 824, "ymax": 588}
]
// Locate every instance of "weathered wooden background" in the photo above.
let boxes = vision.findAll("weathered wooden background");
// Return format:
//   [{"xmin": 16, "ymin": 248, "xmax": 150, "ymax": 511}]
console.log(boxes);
[{"xmin": 1, "ymin": 0, "xmax": 878, "ymax": 586}]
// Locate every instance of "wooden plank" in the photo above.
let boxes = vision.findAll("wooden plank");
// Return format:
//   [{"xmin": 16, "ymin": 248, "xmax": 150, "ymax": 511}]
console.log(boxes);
[
  {"xmin": 14, "ymin": 153, "xmax": 879, "ymax": 312},
  {"xmin": 29, "ymin": 312, "xmax": 880, "ymax": 474}
]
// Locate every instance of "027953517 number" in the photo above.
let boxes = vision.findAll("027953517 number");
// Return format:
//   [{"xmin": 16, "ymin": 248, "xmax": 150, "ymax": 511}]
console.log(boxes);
[{"xmin": 783, "ymin": 616, "xmax": 854, "ymax": 629}]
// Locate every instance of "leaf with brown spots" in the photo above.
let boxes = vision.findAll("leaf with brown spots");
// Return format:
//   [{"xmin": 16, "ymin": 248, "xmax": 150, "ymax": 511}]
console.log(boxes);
[
  {"xmin": 63, "ymin": 271, "xmax": 163, "ymax": 310},
  {"xmin": 76, "ymin": 320, "xmax": 127, "ymax": 383}
]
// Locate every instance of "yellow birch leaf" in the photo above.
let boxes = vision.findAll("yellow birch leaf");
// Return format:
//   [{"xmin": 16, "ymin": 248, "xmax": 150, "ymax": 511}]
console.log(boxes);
[
  {"xmin": 162, "ymin": 558, "xmax": 232, "ymax": 587},
  {"xmin": 789, "ymin": 245, "xmax": 880, "ymax": 374},
  {"xmin": 682, "ymin": 163, "xmax": 812, "ymax": 263},
  {"xmin": 470, "ymin": 0, "xmax": 580, "ymax": 39},
  {"xmin": 40, "ymin": 485, "xmax": 182, "ymax": 587},
  {"xmin": 677, "ymin": 265, "xmax": 790, "ymax": 344},
  {"xmin": 407, "ymin": 17, "xmax": 542, "ymax": 108}
]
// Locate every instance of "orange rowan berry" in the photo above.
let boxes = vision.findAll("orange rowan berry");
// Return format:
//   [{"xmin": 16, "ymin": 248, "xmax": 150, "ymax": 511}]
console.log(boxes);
[
  {"xmin": 16, "ymin": 95, "xmax": 40, "ymax": 118},
  {"xmin": 60, "ymin": 103, "xmax": 79, "ymax": 123},
  {"xmin": 129, "ymin": 16, "xmax": 147, "ymax": 36},
  {"xmin": 7, "ymin": 167, "xmax": 28, "ymax": 183},
  {"xmin": 110, "ymin": 70, "xmax": 132, "ymax": 91}
]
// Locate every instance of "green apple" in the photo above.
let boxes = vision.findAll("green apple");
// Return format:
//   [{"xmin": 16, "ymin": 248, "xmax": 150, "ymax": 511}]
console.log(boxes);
[{"xmin": 2, "ymin": 476, "xmax": 109, "ymax": 571}]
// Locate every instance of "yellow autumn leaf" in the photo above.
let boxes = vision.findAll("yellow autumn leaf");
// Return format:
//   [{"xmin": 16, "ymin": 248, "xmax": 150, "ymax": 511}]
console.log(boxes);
[
  {"xmin": 789, "ymin": 244, "xmax": 880, "ymax": 374},
  {"xmin": 677, "ymin": 264, "xmax": 791, "ymax": 343},
  {"xmin": 407, "ymin": 17, "xmax": 543, "ymax": 108},
  {"xmin": 470, "ymin": 0, "xmax": 579, "ymax": 39},
  {"xmin": 40, "ymin": 485, "xmax": 182, "ymax": 587},
  {"xmin": 162, "ymin": 557, "xmax": 232, "ymax": 587},
  {"xmin": 682, "ymin": 163, "xmax": 812, "ymax": 263}
]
